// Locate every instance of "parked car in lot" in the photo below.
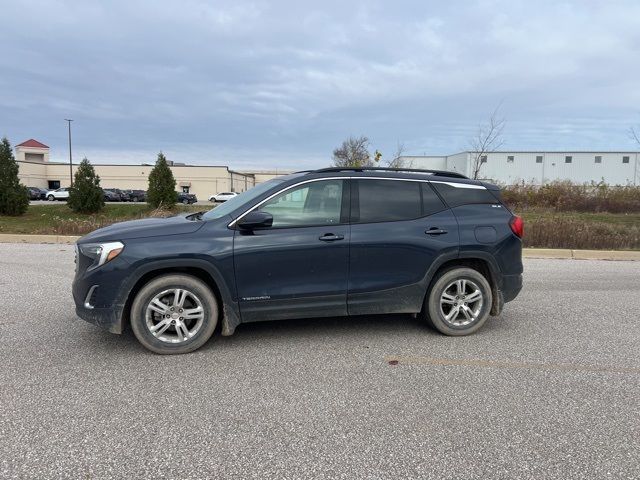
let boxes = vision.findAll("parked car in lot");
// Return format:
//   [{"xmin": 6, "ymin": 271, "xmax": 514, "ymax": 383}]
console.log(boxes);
[
  {"xmin": 46, "ymin": 188, "xmax": 69, "ymax": 201},
  {"xmin": 27, "ymin": 187, "xmax": 46, "ymax": 200},
  {"xmin": 103, "ymin": 188, "xmax": 130, "ymax": 202},
  {"xmin": 124, "ymin": 189, "xmax": 146, "ymax": 202},
  {"xmin": 72, "ymin": 167, "xmax": 523, "ymax": 354},
  {"xmin": 102, "ymin": 189, "xmax": 122, "ymax": 202},
  {"xmin": 177, "ymin": 192, "xmax": 198, "ymax": 205},
  {"xmin": 209, "ymin": 192, "xmax": 237, "ymax": 202}
]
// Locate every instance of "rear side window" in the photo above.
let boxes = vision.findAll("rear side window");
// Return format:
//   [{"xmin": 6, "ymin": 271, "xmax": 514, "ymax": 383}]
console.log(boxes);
[
  {"xmin": 353, "ymin": 180, "xmax": 446, "ymax": 223},
  {"xmin": 431, "ymin": 182, "xmax": 498, "ymax": 207}
]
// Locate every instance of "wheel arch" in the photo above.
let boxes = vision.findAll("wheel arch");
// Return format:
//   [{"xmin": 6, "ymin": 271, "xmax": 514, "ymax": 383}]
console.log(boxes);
[
  {"xmin": 121, "ymin": 260, "xmax": 241, "ymax": 336},
  {"xmin": 424, "ymin": 253, "xmax": 502, "ymax": 316}
]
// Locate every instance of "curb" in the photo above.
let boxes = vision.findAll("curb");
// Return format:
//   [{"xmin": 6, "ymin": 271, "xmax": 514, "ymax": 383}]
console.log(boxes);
[
  {"xmin": 523, "ymin": 248, "xmax": 640, "ymax": 261},
  {"xmin": 0, "ymin": 234, "xmax": 80, "ymax": 244},
  {"xmin": 0, "ymin": 234, "xmax": 638, "ymax": 261}
]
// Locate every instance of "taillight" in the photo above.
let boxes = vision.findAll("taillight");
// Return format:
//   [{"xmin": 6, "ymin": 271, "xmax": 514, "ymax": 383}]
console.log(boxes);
[{"xmin": 510, "ymin": 215, "xmax": 524, "ymax": 238}]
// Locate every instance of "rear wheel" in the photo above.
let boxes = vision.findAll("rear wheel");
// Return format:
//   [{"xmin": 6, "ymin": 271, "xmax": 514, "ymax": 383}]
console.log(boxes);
[
  {"xmin": 130, "ymin": 274, "xmax": 218, "ymax": 354},
  {"xmin": 423, "ymin": 267, "xmax": 492, "ymax": 336}
]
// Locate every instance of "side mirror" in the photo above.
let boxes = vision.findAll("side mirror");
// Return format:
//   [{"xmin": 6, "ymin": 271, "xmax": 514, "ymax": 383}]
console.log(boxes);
[{"xmin": 237, "ymin": 211, "xmax": 273, "ymax": 230}]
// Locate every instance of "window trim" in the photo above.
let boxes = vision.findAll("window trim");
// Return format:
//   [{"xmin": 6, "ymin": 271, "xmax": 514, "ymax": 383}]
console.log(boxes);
[{"xmin": 227, "ymin": 176, "xmax": 488, "ymax": 228}]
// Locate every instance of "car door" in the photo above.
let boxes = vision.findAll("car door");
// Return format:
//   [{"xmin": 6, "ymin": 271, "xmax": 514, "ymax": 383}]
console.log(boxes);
[
  {"xmin": 233, "ymin": 178, "xmax": 350, "ymax": 322},
  {"xmin": 347, "ymin": 178, "xmax": 459, "ymax": 315}
]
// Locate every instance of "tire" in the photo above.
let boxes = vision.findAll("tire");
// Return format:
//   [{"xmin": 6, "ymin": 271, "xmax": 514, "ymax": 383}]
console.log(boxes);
[
  {"xmin": 132, "ymin": 196, "xmax": 138, "ymax": 203},
  {"xmin": 47, "ymin": 195, "xmax": 55, "ymax": 201},
  {"xmin": 423, "ymin": 267, "xmax": 492, "ymax": 336},
  {"xmin": 130, "ymin": 274, "xmax": 218, "ymax": 354},
  {"xmin": 182, "ymin": 199, "xmax": 189, "ymax": 205}
]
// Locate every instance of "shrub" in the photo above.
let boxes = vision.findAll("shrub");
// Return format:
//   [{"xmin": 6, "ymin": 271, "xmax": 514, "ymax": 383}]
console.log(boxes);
[
  {"xmin": 502, "ymin": 180, "xmax": 640, "ymax": 213},
  {"xmin": 68, "ymin": 158, "xmax": 105, "ymax": 213},
  {"xmin": 0, "ymin": 137, "xmax": 29, "ymax": 216},
  {"xmin": 147, "ymin": 152, "xmax": 177, "ymax": 208}
]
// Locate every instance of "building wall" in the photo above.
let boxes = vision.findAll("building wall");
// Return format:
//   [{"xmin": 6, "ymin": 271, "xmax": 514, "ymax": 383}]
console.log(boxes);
[
  {"xmin": 445, "ymin": 152, "xmax": 470, "ymax": 176},
  {"xmin": 398, "ymin": 156, "xmax": 447, "ymax": 170},
  {"xmin": 15, "ymin": 146, "xmax": 50, "ymax": 163},
  {"xmin": 18, "ymin": 161, "xmax": 256, "ymax": 200},
  {"xmin": 477, "ymin": 152, "xmax": 639, "ymax": 185}
]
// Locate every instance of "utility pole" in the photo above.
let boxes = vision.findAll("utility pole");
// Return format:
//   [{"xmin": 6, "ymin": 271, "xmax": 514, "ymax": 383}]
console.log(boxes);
[{"xmin": 65, "ymin": 119, "xmax": 73, "ymax": 186}]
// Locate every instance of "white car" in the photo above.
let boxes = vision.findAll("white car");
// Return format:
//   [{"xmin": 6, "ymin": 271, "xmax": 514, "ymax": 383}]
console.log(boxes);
[
  {"xmin": 46, "ymin": 188, "xmax": 70, "ymax": 201},
  {"xmin": 208, "ymin": 191, "xmax": 238, "ymax": 202}
]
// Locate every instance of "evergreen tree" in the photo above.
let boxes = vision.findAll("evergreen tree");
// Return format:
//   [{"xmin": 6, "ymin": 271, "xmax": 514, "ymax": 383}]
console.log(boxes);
[
  {"xmin": 0, "ymin": 137, "xmax": 29, "ymax": 216},
  {"xmin": 68, "ymin": 158, "xmax": 104, "ymax": 213},
  {"xmin": 147, "ymin": 152, "xmax": 177, "ymax": 208}
]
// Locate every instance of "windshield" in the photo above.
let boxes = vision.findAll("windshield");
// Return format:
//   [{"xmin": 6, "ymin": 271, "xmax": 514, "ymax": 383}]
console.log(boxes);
[{"xmin": 202, "ymin": 178, "xmax": 286, "ymax": 220}]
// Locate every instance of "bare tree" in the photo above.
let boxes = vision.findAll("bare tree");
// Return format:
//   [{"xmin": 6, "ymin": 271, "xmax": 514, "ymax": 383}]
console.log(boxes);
[
  {"xmin": 629, "ymin": 126, "xmax": 640, "ymax": 147},
  {"xmin": 469, "ymin": 106, "xmax": 506, "ymax": 179},
  {"xmin": 386, "ymin": 141, "xmax": 406, "ymax": 168},
  {"xmin": 332, "ymin": 136, "xmax": 375, "ymax": 167}
]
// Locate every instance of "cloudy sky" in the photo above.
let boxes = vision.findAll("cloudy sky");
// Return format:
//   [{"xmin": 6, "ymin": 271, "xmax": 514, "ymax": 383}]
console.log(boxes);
[{"xmin": 2, "ymin": 0, "xmax": 640, "ymax": 169}]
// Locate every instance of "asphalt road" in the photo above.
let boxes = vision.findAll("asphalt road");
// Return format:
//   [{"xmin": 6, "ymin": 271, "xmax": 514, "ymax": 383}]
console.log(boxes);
[{"xmin": 1, "ymin": 244, "xmax": 639, "ymax": 479}]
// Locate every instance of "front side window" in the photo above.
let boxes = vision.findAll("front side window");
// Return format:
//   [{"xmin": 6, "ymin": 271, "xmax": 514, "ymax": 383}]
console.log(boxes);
[
  {"xmin": 258, "ymin": 180, "xmax": 344, "ymax": 227},
  {"xmin": 536, "ymin": 155, "xmax": 543, "ymax": 164},
  {"xmin": 565, "ymin": 156, "xmax": 572, "ymax": 163},
  {"xmin": 507, "ymin": 155, "xmax": 514, "ymax": 163},
  {"xmin": 595, "ymin": 156, "xmax": 602, "ymax": 164},
  {"xmin": 623, "ymin": 156, "xmax": 630, "ymax": 164}
]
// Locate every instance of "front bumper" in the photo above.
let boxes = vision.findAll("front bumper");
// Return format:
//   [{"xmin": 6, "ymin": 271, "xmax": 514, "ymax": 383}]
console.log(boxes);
[
  {"xmin": 75, "ymin": 304, "xmax": 125, "ymax": 334},
  {"xmin": 72, "ymin": 256, "xmax": 131, "ymax": 335}
]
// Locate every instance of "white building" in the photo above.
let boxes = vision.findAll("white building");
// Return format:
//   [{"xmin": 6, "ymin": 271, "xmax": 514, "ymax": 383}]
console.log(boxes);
[{"xmin": 400, "ymin": 151, "xmax": 640, "ymax": 185}]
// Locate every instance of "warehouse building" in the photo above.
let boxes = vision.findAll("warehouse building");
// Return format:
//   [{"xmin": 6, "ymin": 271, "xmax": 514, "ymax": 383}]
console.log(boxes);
[
  {"xmin": 15, "ymin": 139, "xmax": 288, "ymax": 200},
  {"xmin": 400, "ymin": 151, "xmax": 640, "ymax": 185}
]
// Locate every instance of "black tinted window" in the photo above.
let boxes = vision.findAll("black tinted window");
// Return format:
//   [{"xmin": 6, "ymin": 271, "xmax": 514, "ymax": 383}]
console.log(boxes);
[
  {"xmin": 421, "ymin": 183, "xmax": 447, "ymax": 216},
  {"xmin": 432, "ymin": 182, "xmax": 498, "ymax": 207},
  {"xmin": 355, "ymin": 180, "xmax": 421, "ymax": 223}
]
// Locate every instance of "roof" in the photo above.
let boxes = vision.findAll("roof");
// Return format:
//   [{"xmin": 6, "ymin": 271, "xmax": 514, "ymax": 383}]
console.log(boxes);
[{"xmin": 17, "ymin": 139, "xmax": 49, "ymax": 149}]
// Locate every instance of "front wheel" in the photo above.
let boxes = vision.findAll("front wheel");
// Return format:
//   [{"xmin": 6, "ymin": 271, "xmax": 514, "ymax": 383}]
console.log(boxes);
[
  {"xmin": 423, "ymin": 267, "xmax": 492, "ymax": 336},
  {"xmin": 47, "ymin": 195, "xmax": 55, "ymax": 201},
  {"xmin": 130, "ymin": 274, "xmax": 218, "ymax": 354}
]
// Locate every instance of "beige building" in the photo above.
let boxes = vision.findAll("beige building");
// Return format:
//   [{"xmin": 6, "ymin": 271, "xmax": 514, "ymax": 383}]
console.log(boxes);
[{"xmin": 16, "ymin": 139, "xmax": 291, "ymax": 201}]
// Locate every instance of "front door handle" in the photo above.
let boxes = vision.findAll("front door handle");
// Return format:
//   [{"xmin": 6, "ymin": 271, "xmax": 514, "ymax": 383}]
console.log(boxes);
[
  {"xmin": 425, "ymin": 227, "xmax": 448, "ymax": 235},
  {"xmin": 319, "ymin": 233, "xmax": 345, "ymax": 242}
]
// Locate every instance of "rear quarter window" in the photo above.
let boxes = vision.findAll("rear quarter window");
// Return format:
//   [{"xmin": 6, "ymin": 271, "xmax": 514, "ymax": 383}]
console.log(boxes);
[{"xmin": 431, "ymin": 182, "xmax": 499, "ymax": 207}]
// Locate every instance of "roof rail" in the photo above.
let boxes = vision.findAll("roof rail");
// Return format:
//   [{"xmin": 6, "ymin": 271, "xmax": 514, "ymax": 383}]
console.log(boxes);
[{"xmin": 310, "ymin": 167, "xmax": 469, "ymax": 179}]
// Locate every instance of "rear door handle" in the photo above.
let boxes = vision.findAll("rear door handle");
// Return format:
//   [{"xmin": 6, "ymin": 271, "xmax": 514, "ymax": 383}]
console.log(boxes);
[
  {"xmin": 425, "ymin": 227, "xmax": 448, "ymax": 235},
  {"xmin": 319, "ymin": 233, "xmax": 345, "ymax": 242}
]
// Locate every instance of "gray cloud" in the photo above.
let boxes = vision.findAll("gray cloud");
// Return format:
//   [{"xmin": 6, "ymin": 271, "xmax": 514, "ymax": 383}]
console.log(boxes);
[{"xmin": 2, "ymin": 0, "xmax": 640, "ymax": 169}]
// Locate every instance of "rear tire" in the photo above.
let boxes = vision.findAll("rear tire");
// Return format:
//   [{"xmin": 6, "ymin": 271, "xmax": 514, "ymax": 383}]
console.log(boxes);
[
  {"xmin": 130, "ymin": 274, "xmax": 218, "ymax": 354},
  {"xmin": 423, "ymin": 267, "xmax": 492, "ymax": 336}
]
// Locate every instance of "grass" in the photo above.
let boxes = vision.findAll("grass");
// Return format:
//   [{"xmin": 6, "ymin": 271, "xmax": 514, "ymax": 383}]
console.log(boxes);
[
  {"xmin": 519, "ymin": 209, "xmax": 640, "ymax": 250},
  {"xmin": 0, "ymin": 204, "xmax": 204, "ymax": 235},
  {"xmin": 1, "ymin": 204, "xmax": 638, "ymax": 250}
]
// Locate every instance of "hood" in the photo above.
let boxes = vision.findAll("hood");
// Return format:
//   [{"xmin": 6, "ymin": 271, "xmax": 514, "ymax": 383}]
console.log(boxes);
[{"xmin": 79, "ymin": 214, "xmax": 205, "ymax": 243}]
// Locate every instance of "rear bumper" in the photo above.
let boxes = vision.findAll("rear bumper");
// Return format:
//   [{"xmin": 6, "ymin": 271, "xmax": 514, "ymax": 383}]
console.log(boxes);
[{"xmin": 501, "ymin": 273, "xmax": 523, "ymax": 303}]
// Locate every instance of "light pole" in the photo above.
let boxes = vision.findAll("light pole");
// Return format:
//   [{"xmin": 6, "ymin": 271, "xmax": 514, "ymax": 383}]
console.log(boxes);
[{"xmin": 65, "ymin": 119, "xmax": 73, "ymax": 186}]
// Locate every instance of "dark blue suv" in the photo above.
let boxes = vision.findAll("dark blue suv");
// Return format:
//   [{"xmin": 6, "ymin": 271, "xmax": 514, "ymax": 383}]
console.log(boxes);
[{"xmin": 73, "ymin": 167, "xmax": 523, "ymax": 354}]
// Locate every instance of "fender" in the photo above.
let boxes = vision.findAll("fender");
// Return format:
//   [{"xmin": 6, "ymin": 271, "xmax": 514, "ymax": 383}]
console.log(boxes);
[{"xmin": 119, "ymin": 257, "xmax": 242, "ymax": 337}]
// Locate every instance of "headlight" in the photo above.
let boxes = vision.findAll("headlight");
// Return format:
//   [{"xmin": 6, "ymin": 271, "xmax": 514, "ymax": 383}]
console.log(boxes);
[{"xmin": 78, "ymin": 241, "xmax": 124, "ymax": 270}]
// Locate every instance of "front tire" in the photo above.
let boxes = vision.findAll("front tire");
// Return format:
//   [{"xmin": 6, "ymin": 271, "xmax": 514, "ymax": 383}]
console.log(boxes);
[
  {"xmin": 423, "ymin": 267, "xmax": 492, "ymax": 336},
  {"xmin": 130, "ymin": 274, "xmax": 218, "ymax": 354},
  {"xmin": 48, "ymin": 195, "xmax": 55, "ymax": 201}
]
